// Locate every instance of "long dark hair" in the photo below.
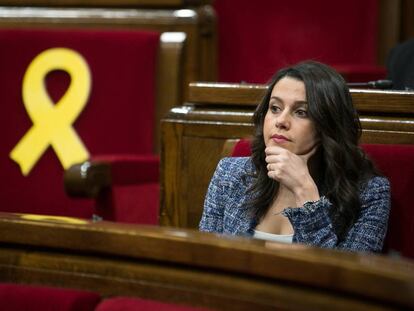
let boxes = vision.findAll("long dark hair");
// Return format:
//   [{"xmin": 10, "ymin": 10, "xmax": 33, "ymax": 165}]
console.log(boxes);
[{"xmin": 248, "ymin": 61, "xmax": 377, "ymax": 241}]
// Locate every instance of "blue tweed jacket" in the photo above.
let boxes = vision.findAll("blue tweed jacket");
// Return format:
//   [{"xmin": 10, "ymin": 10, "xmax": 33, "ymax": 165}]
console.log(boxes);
[{"xmin": 199, "ymin": 157, "xmax": 391, "ymax": 252}]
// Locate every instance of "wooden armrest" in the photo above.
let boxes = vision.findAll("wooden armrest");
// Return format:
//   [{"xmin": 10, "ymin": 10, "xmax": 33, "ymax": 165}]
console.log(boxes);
[
  {"xmin": 64, "ymin": 155, "xmax": 159, "ymax": 198},
  {"xmin": 64, "ymin": 161, "xmax": 111, "ymax": 199}
]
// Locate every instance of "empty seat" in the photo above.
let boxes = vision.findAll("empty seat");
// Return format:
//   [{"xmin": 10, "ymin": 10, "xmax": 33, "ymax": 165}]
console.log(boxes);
[{"xmin": 0, "ymin": 28, "xmax": 162, "ymax": 223}]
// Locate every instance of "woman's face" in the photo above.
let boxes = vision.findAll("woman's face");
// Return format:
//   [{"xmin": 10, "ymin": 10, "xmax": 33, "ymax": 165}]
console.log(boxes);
[{"xmin": 263, "ymin": 77, "xmax": 319, "ymax": 155}]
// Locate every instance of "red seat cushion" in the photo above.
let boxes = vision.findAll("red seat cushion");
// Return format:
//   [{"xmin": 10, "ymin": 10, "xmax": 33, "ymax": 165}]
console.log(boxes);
[
  {"xmin": 96, "ymin": 297, "xmax": 212, "ymax": 311},
  {"xmin": 0, "ymin": 283, "xmax": 101, "ymax": 311},
  {"xmin": 92, "ymin": 155, "xmax": 160, "ymax": 224}
]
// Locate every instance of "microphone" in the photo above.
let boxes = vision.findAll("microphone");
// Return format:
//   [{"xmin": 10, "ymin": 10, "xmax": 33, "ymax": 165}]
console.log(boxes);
[{"xmin": 347, "ymin": 79, "xmax": 393, "ymax": 90}]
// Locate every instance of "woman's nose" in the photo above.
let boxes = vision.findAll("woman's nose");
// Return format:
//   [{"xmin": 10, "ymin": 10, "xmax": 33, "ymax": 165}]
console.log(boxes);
[{"xmin": 275, "ymin": 111, "xmax": 290, "ymax": 129}]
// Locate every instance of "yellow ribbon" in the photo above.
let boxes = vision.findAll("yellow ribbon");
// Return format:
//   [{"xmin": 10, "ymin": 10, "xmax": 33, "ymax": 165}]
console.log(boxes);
[
  {"xmin": 19, "ymin": 213, "xmax": 89, "ymax": 225},
  {"xmin": 10, "ymin": 48, "xmax": 91, "ymax": 176}
]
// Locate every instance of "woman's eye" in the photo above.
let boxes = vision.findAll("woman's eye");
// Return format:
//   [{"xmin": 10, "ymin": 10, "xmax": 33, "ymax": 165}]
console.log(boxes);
[
  {"xmin": 270, "ymin": 105, "xmax": 281, "ymax": 113},
  {"xmin": 296, "ymin": 109, "xmax": 308, "ymax": 117}
]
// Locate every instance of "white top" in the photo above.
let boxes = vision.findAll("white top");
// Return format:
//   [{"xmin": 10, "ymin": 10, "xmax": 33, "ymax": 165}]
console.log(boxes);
[{"xmin": 253, "ymin": 230, "xmax": 293, "ymax": 244}]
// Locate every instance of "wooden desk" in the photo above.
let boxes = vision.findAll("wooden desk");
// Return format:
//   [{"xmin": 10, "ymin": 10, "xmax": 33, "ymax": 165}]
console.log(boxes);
[
  {"xmin": 160, "ymin": 83, "xmax": 414, "ymax": 228},
  {"xmin": 0, "ymin": 212, "xmax": 413, "ymax": 310}
]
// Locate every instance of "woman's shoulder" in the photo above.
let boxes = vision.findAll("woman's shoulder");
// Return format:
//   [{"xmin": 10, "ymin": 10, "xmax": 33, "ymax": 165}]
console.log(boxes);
[
  {"xmin": 360, "ymin": 175, "xmax": 390, "ymax": 199},
  {"xmin": 215, "ymin": 157, "xmax": 255, "ymax": 184},
  {"xmin": 218, "ymin": 156, "xmax": 254, "ymax": 171},
  {"xmin": 362, "ymin": 175, "xmax": 390, "ymax": 190}
]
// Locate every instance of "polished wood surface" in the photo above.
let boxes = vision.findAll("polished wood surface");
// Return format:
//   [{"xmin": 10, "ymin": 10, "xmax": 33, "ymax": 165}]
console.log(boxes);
[
  {"xmin": 0, "ymin": 5, "xmax": 217, "ymax": 100},
  {"xmin": 160, "ymin": 83, "xmax": 414, "ymax": 229},
  {"xmin": 188, "ymin": 82, "xmax": 414, "ymax": 113},
  {"xmin": 0, "ymin": 0, "xmax": 211, "ymax": 7},
  {"xmin": 0, "ymin": 212, "xmax": 413, "ymax": 310},
  {"xmin": 155, "ymin": 32, "xmax": 186, "ymax": 152}
]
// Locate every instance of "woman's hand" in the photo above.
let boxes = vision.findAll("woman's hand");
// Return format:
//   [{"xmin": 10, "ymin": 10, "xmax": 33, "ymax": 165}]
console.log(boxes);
[{"xmin": 265, "ymin": 146, "xmax": 320, "ymax": 206}]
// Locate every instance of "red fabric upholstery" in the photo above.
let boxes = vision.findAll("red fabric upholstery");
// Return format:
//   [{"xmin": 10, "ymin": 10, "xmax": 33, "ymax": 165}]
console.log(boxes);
[
  {"xmin": 0, "ymin": 28, "xmax": 160, "ymax": 222},
  {"xmin": 230, "ymin": 138, "xmax": 252, "ymax": 157},
  {"xmin": 0, "ymin": 283, "xmax": 101, "ymax": 311},
  {"xmin": 92, "ymin": 155, "xmax": 160, "ymax": 185},
  {"xmin": 214, "ymin": 0, "xmax": 385, "ymax": 83},
  {"xmin": 92, "ymin": 155, "xmax": 160, "ymax": 224},
  {"xmin": 362, "ymin": 144, "xmax": 414, "ymax": 259},
  {"xmin": 230, "ymin": 139, "xmax": 414, "ymax": 259},
  {"xmin": 96, "ymin": 297, "xmax": 212, "ymax": 311}
]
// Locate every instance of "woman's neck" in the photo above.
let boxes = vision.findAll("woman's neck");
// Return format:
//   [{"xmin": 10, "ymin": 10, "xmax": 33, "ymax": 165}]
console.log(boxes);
[{"xmin": 273, "ymin": 185, "xmax": 296, "ymax": 209}]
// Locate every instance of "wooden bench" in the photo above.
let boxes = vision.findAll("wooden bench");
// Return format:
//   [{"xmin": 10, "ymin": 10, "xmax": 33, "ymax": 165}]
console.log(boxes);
[
  {"xmin": 160, "ymin": 83, "xmax": 414, "ymax": 230},
  {"xmin": 0, "ymin": 212, "xmax": 413, "ymax": 310}
]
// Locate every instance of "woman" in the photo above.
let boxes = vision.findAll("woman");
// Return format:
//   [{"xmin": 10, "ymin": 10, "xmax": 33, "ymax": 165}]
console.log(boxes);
[{"xmin": 199, "ymin": 61, "xmax": 390, "ymax": 252}]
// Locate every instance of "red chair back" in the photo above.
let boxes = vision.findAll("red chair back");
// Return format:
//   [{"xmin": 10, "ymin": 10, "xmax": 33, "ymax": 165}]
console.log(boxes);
[
  {"xmin": 362, "ymin": 144, "xmax": 414, "ymax": 258},
  {"xmin": 0, "ymin": 283, "xmax": 101, "ymax": 311},
  {"xmin": 0, "ymin": 28, "xmax": 159, "ymax": 220},
  {"xmin": 214, "ymin": 0, "xmax": 384, "ymax": 83}
]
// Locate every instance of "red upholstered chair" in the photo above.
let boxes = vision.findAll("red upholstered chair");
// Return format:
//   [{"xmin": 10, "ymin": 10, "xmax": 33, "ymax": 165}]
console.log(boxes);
[
  {"xmin": 362, "ymin": 144, "xmax": 414, "ymax": 259},
  {"xmin": 228, "ymin": 139, "xmax": 414, "ymax": 259},
  {"xmin": 0, "ymin": 283, "xmax": 101, "ymax": 311},
  {"xmin": 213, "ymin": 0, "xmax": 386, "ymax": 83},
  {"xmin": 0, "ymin": 28, "xmax": 178, "ymax": 224},
  {"xmin": 96, "ymin": 297, "xmax": 212, "ymax": 311}
]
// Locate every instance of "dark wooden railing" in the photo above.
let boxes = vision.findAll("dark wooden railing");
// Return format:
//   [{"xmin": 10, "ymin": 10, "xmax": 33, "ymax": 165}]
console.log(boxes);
[{"xmin": 0, "ymin": 212, "xmax": 413, "ymax": 310}]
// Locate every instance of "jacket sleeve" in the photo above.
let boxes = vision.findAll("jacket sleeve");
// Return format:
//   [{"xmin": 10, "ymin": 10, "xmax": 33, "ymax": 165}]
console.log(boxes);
[
  {"xmin": 282, "ymin": 176, "xmax": 391, "ymax": 252},
  {"xmin": 199, "ymin": 159, "xmax": 228, "ymax": 233}
]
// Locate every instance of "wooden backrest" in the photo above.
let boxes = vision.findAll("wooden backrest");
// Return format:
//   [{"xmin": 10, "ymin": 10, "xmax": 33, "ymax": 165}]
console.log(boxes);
[
  {"xmin": 0, "ymin": 212, "xmax": 413, "ymax": 310},
  {"xmin": 160, "ymin": 83, "xmax": 414, "ymax": 229}
]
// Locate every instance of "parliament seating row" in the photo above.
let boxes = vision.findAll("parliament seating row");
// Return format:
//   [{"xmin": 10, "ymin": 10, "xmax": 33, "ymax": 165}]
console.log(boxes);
[
  {"xmin": 0, "ymin": 1, "xmax": 216, "ymax": 223},
  {"xmin": 1, "ymin": 3, "xmax": 413, "ymax": 310},
  {"xmin": 0, "ymin": 0, "xmax": 408, "ymax": 225},
  {"xmin": 0, "ymin": 212, "xmax": 413, "ymax": 310},
  {"xmin": 0, "ymin": 0, "xmax": 404, "ymax": 83},
  {"xmin": 160, "ymin": 82, "xmax": 414, "ymax": 259},
  {"xmin": 212, "ymin": 0, "xmax": 400, "ymax": 83}
]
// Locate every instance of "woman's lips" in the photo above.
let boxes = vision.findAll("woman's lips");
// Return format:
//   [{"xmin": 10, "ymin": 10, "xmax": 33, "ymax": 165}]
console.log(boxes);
[{"xmin": 271, "ymin": 134, "xmax": 290, "ymax": 144}]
